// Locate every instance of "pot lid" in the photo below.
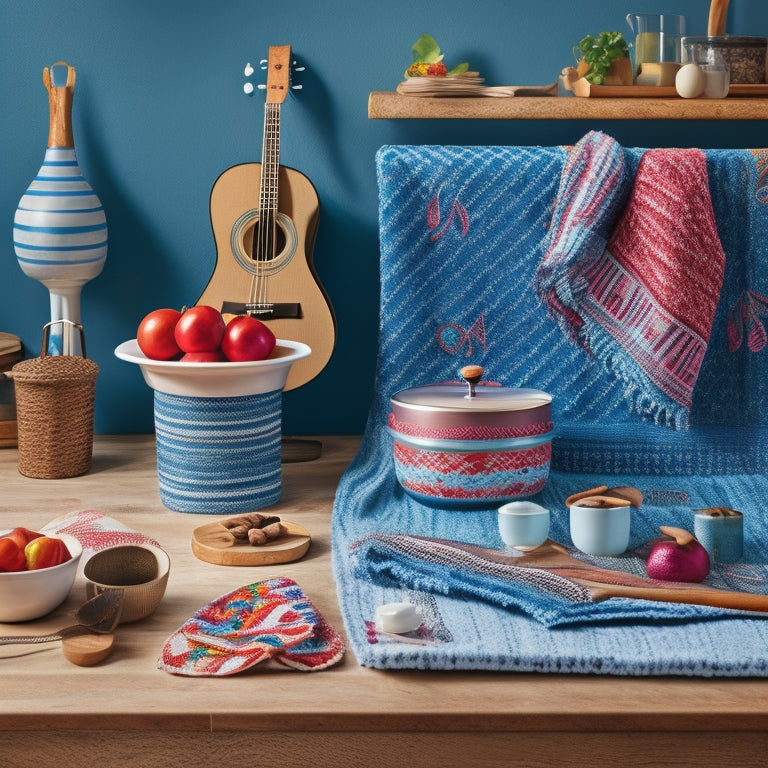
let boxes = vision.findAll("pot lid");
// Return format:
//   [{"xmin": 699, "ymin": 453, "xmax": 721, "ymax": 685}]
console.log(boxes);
[
  {"xmin": 391, "ymin": 365, "xmax": 551, "ymax": 413},
  {"xmin": 683, "ymin": 35, "xmax": 767, "ymax": 47}
]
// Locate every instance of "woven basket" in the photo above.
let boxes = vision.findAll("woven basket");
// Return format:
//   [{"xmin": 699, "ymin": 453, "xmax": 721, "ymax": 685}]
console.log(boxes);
[
  {"xmin": 12, "ymin": 321, "xmax": 99, "ymax": 479},
  {"xmin": 83, "ymin": 544, "xmax": 170, "ymax": 623}
]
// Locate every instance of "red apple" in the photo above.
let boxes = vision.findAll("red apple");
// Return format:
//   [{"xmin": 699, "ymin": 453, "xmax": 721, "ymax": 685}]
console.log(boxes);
[
  {"xmin": 174, "ymin": 305, "xmax": 226, "ymax": 353},
  {"xmin": 137, "ymin": 308, "xmax": 182, "ymax": 360},
  {"xmin": 646, "ymin": 526, "xmax": 710, "ymax": 583},
  {"xmin": 221, "ymin": 315, "xmax": 276, "ymax": 362},
  {"xmin": 180, "ymin": 350, "xmax": 227, "ymax": 363}
]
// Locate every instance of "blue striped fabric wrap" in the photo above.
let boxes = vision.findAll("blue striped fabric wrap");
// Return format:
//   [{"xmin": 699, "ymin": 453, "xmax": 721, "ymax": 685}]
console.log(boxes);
[
  {"xmin": 331, "ymin": 140, "xmax": 768, "ymax": 675},
  {"xmin": 154, "ymin": 389, "xmax": 282, "ymax": 513}
]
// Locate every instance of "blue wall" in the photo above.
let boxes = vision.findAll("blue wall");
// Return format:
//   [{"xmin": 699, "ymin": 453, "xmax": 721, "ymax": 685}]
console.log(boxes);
[{"xmin": 2, "ymin": 0, "xmax": 768, "ymax": 435}]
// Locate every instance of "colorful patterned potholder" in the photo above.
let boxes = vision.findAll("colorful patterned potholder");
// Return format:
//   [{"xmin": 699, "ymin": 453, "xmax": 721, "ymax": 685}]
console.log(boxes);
[{"xmin": 158, "ymin": 577, "xmax": 344, "ymax": 676}]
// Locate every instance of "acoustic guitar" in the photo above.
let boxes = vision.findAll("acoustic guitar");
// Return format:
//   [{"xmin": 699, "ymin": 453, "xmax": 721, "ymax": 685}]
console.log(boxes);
[{"xmin": 198, "ymin": 45, "xmax": 335, "ymax": 391}]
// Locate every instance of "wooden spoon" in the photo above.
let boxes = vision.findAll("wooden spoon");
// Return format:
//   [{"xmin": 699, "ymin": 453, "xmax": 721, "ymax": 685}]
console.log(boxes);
[
  {"xmin": 708, "ymin": 0, "xmax": 729, "ymax": 36},
  {"xmin": 61, "ymin": 632, "xmax": 115, "ymax": 666},
  {"xmin": 0, "ymin": 590, "xmax": 123, "ymax": 666},
  {"xmin": 378, "ymin": 535, "xmax": 768, "ymax": 614}
]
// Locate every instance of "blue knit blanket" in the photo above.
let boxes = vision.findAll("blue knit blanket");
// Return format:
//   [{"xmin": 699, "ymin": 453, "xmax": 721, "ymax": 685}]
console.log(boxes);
[{"xmin": 331, "ymin": 138, "xmax": 768, "ymax": 675}]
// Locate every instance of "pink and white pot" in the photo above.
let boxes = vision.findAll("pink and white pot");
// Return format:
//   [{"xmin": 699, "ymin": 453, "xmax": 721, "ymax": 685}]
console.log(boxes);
[{"xmin": 388, "ymin": 366, "xmax": 553, "ymax": 509}]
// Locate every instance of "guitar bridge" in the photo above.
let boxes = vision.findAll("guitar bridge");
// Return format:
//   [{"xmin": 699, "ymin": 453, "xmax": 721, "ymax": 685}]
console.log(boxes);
[{"xmin": 220, "ymin": 301, "xmax": 301, "ymax": 319}]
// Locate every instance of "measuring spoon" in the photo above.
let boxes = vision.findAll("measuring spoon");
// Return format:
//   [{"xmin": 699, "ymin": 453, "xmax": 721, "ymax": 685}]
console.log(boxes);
[{"xmin": 0, "ymin": 589, "xmax": 123, "ymax": 666}]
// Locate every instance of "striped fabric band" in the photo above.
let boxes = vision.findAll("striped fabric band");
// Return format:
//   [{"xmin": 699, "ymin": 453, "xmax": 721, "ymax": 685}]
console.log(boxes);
[
  {"xmin": 153, "ymin": 389, "xmax": 282, "ymax": 514},
  {"xmin": 581, "ymin": 248, "xmax": 706, "ymax": 407},
  {"xmin": 387, "ymin": 412, "xmax": 553, "ymax": 441}
]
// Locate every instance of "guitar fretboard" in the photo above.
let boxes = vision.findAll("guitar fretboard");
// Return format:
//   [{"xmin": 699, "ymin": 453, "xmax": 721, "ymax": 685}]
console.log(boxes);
[{"xmin": 259, "ymin": 102, "xmax": 281, "ymax": 218}]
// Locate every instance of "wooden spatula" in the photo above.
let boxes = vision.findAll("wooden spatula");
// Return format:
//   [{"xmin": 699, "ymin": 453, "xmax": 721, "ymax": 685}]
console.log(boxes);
[
  {"xmin": 708, "ymin": 0, "xmax": 729, "ymax": 36},
  {"xmin": 399, "ymin": 536, "xmax": 768, "ymax": 614}
]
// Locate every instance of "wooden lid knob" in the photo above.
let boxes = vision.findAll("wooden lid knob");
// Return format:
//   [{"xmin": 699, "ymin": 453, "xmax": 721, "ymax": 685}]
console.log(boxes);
[
  {"xmin": 460, "ymin": 365, "xmax": 483, "ymax": 383},
  {"xmin": 460, "ymin": 365, "xmax": 483, "ymax": 398}
]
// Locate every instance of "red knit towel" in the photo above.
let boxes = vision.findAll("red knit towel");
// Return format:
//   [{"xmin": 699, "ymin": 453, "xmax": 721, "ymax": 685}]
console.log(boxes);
[
  {"xmin": 598, "ymin": 149, "xmax": 726, "ymax": 412},
  {"xmin": 538, "ymin": 131, "xmax": 726, "ymax": 428}
]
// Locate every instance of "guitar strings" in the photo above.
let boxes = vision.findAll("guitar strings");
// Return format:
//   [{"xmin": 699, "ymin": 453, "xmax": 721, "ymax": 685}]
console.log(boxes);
[{"xmin": 249, "ymin": 102, "xmax": 281, "ymax": 312}]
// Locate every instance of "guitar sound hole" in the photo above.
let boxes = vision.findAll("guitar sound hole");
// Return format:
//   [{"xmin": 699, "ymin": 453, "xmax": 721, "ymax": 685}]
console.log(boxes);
[
  {"xmin": 245, "ymin": 220, "xmax": 287, "ymax": 264},
  {"xmin": 231, "ymin": 209, "xmax": 298, "ymax": 277}
]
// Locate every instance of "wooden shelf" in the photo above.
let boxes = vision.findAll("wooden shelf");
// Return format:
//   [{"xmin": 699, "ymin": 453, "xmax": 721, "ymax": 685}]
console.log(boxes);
[{"xmin": 368, "ymin": 91, "xmax": 768, "ymax": 120}]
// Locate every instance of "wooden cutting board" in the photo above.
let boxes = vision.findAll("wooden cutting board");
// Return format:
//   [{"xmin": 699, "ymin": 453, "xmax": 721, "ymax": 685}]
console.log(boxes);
[
  {"xmin": 561, "ymin": 66, "xmax": 768, "ymax": 98},
  {"xmin": 191, "ymin": 520, "xmax": 311, "ymax": 566}
]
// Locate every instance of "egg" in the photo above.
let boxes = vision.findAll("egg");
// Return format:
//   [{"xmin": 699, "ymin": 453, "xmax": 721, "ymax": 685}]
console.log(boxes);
[{"xmin": 675, "ymin": 63, "xmax": 706, "ymax": 99}]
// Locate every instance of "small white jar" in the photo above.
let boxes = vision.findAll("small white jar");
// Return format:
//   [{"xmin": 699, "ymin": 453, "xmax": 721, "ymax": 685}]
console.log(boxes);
[{"xmin": 569, "ymin": 502, "xmax": 631, "ymax": 556}]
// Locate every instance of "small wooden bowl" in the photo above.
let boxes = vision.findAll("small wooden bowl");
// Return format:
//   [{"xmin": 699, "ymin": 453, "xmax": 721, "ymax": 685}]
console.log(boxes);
[{"xmin": 84, "ymin": 544, "xmax": 170, "ymax": 623}]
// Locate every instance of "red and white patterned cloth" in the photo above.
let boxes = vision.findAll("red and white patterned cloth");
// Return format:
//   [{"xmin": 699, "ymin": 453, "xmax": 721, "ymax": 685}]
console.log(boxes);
[
  {"xmin": 158, "ymin": 577, "xmax": 345, "ymax": 676},
  {"xmin": 537, "ymin": 130, "xmax": 726, "ymax": 429}
]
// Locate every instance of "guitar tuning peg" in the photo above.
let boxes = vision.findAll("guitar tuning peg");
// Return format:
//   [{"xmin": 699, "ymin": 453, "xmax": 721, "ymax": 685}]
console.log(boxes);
[
  {"xmin": 243, "ymin": 82, "xmax": 255, "ymax": 95},
  {"xmin": 256, "ymin": 84, "xmax": 267, "ymax": 90},
  {"xmin": 244, "ymin": 62, "xmax": 254, "ymax": 77},
  {"xmin": 291, "ymin": 84, "xmax": 303, "ymax": 90},
  {"xmin": 292, "ymin": 60, "xmax": 306, "ymax": 72},
  {"xmin": 259, "ymin": 59, "xmax": 268, "ymax": 69}
]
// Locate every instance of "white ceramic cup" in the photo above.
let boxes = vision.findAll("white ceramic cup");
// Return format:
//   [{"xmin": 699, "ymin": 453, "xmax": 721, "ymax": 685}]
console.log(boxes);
[
  {"xmin": 498, "ymin": 501, "xmax": 550, "ymax": 553},
  {"xmin": 569, "ymin": 503, "xmax": 631, "ymax": 556},
  {"xmin": 694, "ymin": 509, "xmax": 743, "ymax": 563}
]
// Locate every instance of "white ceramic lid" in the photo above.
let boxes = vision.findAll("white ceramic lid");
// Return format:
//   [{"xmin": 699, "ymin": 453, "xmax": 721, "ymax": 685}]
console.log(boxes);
[
  {"xmin": 391, "ymin": 383, "xmax": 551, "ymax": 413},
  {"xmin": 389, "ymin": 366, "xmax": 552, "ymax": 431}
]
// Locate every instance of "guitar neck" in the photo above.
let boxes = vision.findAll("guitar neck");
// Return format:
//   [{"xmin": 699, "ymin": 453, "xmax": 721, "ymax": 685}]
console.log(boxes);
[{"xmin": 259, "ymin": 102, "xmax": 281, "ymax": 218}]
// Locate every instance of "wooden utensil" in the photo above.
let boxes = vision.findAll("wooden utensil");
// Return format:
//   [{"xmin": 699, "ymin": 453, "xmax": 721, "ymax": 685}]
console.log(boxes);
[
  {"xmin": 0, "ymin": 590, "xmax": 122, "ymax": 645},
  {"xmin": 0, "ymin": 590, "xmax": 122, "ymax": 666},
  {"xmin": 483, "ymin": 539, "xmax": 768, "ymax": 613},
  {"xmin": 392, "ymin": 535, "xmax": 768, "ymax": 614},
  {"xmin": 61, "ymin": 632, "xmax": 115, "ymax": 666},
  {"xmin": 708, "ymin": 0, "xmax": 729, "ymax": 36},
  {"xmin": 191, "ymin": 519, "xmax": 311, "ymax": 566}
]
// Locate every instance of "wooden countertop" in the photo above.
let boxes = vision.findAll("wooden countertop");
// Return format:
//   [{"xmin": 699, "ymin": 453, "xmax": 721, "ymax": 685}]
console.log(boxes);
[
  {"xmin": 368, "ymin": 91, "xmax": 768, "ymax": 120},
  {"xmin": 2, "ymin": 435, "xmax": 768, "ymax": 768}
]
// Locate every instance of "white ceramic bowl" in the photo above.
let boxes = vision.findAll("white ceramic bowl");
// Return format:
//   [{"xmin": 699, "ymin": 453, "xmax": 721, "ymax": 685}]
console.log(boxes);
[
  {"xmin": 0, "ymin": 534, "xmax": 83, "ymax": 622},
  {"xmin": 114, "ymin": 338, "xmax": 311, "ymax": 397}
]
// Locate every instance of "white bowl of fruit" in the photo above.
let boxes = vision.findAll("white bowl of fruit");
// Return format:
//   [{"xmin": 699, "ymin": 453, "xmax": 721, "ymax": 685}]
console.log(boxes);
[
  {"xmin": 0, "ymin": 528, "xmax": 82, "ymax": 622},
  {"xmin": 115, "ymin": 306, "xmax": 311, "ymax": 397}
]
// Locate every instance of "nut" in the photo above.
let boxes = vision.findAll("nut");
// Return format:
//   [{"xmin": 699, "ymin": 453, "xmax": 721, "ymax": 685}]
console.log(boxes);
[
  {"xmin": 566, "ymin": 485, "xmax": 642, "ymax": 508},
  {"xmin": 696, "ymin": 506, "xmax": 742, "ymax": 518},
  {"xmin": 571, "ymin": 495, "xmax": 631, "ymax": 509},
  {"xmin": 606, "ymin": 486, "xmax": 643, "ymax": 508},
  {"xmin": 565, "ymin": 486, "xmax": 609, "ymax": 507}
]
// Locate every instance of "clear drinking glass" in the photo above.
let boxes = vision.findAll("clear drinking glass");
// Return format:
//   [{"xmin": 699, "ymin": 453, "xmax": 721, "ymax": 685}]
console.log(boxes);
[{"xmin": 626, "ymin": 13, "xmax": 686, "ymax": 78}]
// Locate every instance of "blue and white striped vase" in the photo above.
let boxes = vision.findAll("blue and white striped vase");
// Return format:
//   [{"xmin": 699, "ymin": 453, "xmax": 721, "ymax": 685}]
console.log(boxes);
[{"xmin": 13, "ymin": 62, "xmax": 107, "ymax": 355}]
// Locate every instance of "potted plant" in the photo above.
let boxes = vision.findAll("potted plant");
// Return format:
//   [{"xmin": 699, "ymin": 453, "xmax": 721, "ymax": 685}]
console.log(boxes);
[{"xmin": 573, "ymin": 31, "xmax": 633, "ymax": 85}]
